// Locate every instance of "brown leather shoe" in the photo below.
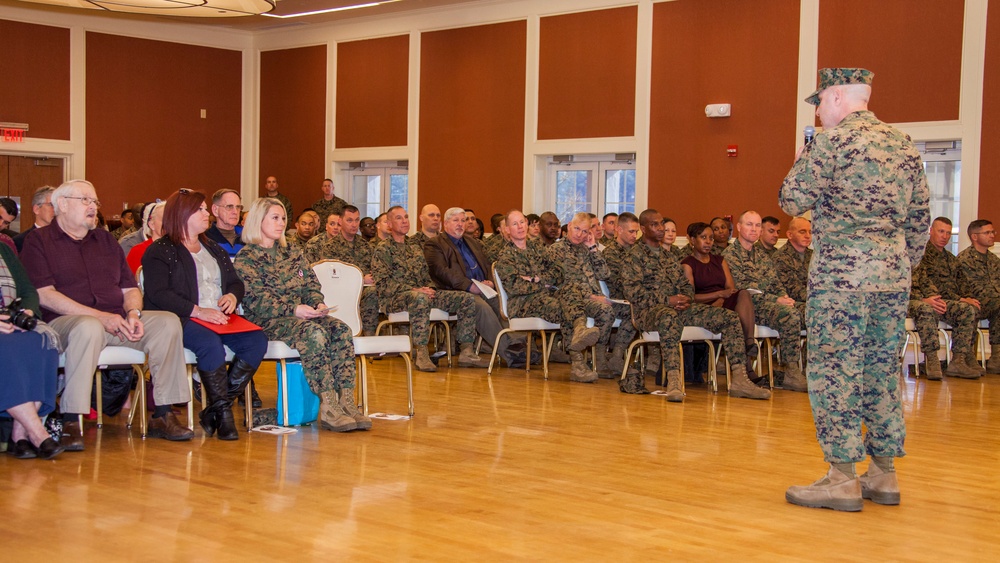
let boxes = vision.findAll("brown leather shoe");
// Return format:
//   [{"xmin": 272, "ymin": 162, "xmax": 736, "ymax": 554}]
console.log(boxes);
[
  {"xmin": 60, "ymin": 420, "xmax": 86, "ymax": 452},
  {"xmin": 148, "ymin": 412, "xmax": 195, "ymax": 441}
]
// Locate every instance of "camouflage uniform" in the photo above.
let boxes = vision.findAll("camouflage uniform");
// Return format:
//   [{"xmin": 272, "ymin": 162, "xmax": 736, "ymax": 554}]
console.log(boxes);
[
  {"xmin": 710, "ymin": 243, "xmax": 728, "ymax": 256},
  {"xmin": 957, "ymin": 246, "xmax": 1000, "ymax": 346},
  {"xmin": 780, "ymin": 109, "xmax": 930, "ymax": 463},
  {"xmin": 754, "ymin": 240, "xmax": 778, "ymax": 260},
  {"xmin": 598, "ymin": 234, "xmax": 615, "ymax": 248},
  {"xmin": 909, "ymin": 249, "xmax": 977, "ymax": 358},
  {"xmin": 665, "ymin": 244, "xmax": 690, "ymax": 261},
  {"xmin": 272, "ymin": 192, "xmax": 293, "ymax": 221},
  {"xmin": 482, "ymin": 234, "xmax": 507, "ymax": 265},
  {"xmin": 723, "ymin": 242, "xmax": 804, "ymax": 367},
  {"xmin": 321, "ymin": 234, "xmax": 379, "ymax": 334},
  {"xmin": 286, "ymin": 231, "xmax": 312, "ymax": 252},
  {"xmin": 408, "ymin": 231, "xmax": 433, "ymax": 249},
  {"xmin": 234, "ymin": 243, "xmax": 356, "ymax": 394},
  {"xmin": 494, "ymin": 240, "xmax": 588, "ymax": 335},
  {"xmin": 602, "ymin": 241, "xmax": 640, "ymax": 350},
  {"xmin": 773, "ymin": 243, "xmax": 812, "ymax": 303},
  {"xmin": 546, "ymin": 239, "xmax": 622, "ymax": 347},
  {"xmin": 371, "ymin": 238, "xmax": 477, "ymax": 347},
  {"xmin": 311, "ymin": 196, "xmax": 347, "ymax": 224},
  {"xmin": 621, "ymin": 241, "xmax": 747, "ymax": 371}
]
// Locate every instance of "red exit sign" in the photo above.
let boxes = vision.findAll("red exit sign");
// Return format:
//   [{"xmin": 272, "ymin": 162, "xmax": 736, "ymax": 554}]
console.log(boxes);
[{"xmin": 1, "ymin": 123, "xmax": 28, "ymax": 143}]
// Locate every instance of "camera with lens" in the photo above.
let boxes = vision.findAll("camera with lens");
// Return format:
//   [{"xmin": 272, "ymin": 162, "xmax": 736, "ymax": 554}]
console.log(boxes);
[{"xmin": 1, "ymin": 298, "xmax": 37, "ymax": 331}]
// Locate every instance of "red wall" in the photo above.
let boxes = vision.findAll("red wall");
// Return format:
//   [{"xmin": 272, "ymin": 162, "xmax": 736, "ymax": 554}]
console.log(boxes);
[
  {"xmin": 86, "ymin": 32, "xmax": 242, "ymax": 213},
  {"xmin": 648, "ymin": 0, "xmax": 800, "ymax": 232},
  {"xmin": 0, "ymin": 19, "xmax": 71, "ymax": 140},
  {"xmin": 418, "ymin": 21, "xmax": 526, "ymax": 217},
  {"xmin": 818, "ymin": 0, "xmax": 963, "ymax": 124},
  {"xmin": 538, "ymin": 6, "xmax": 637, "ymax": 140},
  {"xmin": 336, "ymin": 35, "xmax": 409, "ymax": 149},
  {"xmin": 259, "ymin": 45, "xmax": 328, "ymax": 218},
  {"xmin": 980, "ymin": 1, "xmax": 1000, "ymax": 224}
]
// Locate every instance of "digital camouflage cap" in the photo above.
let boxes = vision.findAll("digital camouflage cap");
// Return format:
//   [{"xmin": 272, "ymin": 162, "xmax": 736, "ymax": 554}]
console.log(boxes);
[{"xmin": 805, "ymin": 68, "xmax": 874, "ymax": 105}]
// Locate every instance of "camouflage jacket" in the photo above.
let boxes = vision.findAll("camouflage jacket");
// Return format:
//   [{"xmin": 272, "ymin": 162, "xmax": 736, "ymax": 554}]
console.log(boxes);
[
  {"xmin": 754, "ymin": 240, "xmax": 778, "ymax": 260},
  {"xmin": 311, "ymin": 196, "xmax": 347, "ymax": 223},
  {"xmin": 621, "ymin": 241, "xmax": 693, "ymax": 317},
  {"xmin": 233, "ymin": 243, "xmax": 324, "ymax": 326},
  {"xmin": 773, "ymin": 243, "xmax": 813, "ymax": 303},
  {"xmin": 272, "ymin": 192, "xmax": 293, "ymax": 221},
  {"xmin": 912, "ymin": 244, "xmax": 963, "ymax": 301},
  {"xmin": 723, "ymin": 241, "xmax": 789, "ymax": 298},
  {"xmin": 956, "ymin": 246, "xmax": 1000, "ymax": 301},
  {"xmin": 598, "ymin": 234, "xmax": 615, "ymax": 248},
  {"xmin": 780, "ymin": 111, "xmax": 930, "ymax": 292},
  {"xmin": 665, "ymin": 243, "xmax": 689, "ymax": 261},
  {"xmin": 546, "ymin": 239, "xmax": 609, "ymax": 297},
  {"xmin": 371, "ymin": 238, "xmax": 434, "ymax": 303},
  {"xmin": 323, "ymin": 234, "xmax": 374, "ymax": 275},
  {"xmin": 482, "ymin": 234, "xmax": 507, "ymax": 264},
  {"xmin": 286, "ymin": 231, "xmax": 312, "ymax": 252},
  {"xmin": 494, "ymin": 240, "xmax": 561, "ymax": 312},
  {"xmin": 408, "ymin": 231, "xmax": 434, "ymax": 249},
  {"xmin": 710, "ymin": 243, "xmax": 728, "ymax": 256},
  {"xmin": 304, "ymin": 233, "xmax": 339, "ymax": 264},
  {"xmin": 602, "ymin": 240, "xmax": 634, "ymax": 299}
]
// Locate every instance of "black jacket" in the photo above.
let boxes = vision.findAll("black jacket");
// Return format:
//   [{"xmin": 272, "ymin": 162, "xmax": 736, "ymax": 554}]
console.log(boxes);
[{"xmin": 141, "ymin": 236, "xmax": 245, "ymax": 323}]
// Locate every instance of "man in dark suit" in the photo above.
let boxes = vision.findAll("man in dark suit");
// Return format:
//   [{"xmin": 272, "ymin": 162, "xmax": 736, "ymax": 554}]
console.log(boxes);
[{"xmin": 424, "ymin": 206, "xmax": 527, "ymax": 367}]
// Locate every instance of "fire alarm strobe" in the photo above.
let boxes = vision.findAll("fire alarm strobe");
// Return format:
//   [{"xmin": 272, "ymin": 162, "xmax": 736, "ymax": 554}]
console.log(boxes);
[{"xmin": 705, "ymin": 103, "xmax": 731, "ymax": 118}]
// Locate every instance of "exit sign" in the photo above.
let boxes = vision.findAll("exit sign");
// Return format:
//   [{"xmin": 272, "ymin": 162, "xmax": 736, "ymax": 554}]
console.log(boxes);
[{"xmin": 1, "ymin": 122, "xmax": 28, "ymax": 143}]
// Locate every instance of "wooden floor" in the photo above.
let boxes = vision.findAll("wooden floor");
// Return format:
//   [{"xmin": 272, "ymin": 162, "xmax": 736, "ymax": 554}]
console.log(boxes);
[{"xmin": 3, "ymin": 357, "xmax": 1000, "ymax": 561}]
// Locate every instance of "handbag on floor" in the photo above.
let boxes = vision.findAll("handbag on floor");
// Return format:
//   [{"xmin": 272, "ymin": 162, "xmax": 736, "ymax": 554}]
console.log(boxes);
[{"xmin": 275, "ymin": 361, "xmax": 319, "ymax": 426}]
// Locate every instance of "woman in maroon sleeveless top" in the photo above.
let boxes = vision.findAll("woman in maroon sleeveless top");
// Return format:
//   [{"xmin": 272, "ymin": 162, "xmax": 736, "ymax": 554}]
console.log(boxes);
[{"xmin": 681, "ymin": 222, "xmax": 762, "ymax": 383}]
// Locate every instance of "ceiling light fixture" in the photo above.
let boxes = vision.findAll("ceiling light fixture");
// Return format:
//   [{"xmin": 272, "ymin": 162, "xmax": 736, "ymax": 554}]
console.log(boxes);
[
  {"xmin": 260, "ymin": 0, "xmax": 402, "ymax": 19},
  {"xmin": 13, "ymin": 0, "xmax": 275, "ymax": 17}
]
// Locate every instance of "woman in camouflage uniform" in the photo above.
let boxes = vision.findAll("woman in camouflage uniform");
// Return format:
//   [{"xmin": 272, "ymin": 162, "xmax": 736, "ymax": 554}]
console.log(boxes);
[{"xmin": 234, "ymin": 198, "xmax": 369, "ymax": 432}]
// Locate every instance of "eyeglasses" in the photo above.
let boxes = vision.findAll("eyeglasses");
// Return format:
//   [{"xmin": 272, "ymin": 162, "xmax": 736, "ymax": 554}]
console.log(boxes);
[
  {"xmin": 973, "ymin": 230, "xmax": 996, "ymax": 236},
  {"xmin": 219, "ymin": 204, "xmax": 244, "ymax": 212},
  {"xmin": 64, "ymin": 196, "xmax": 101, "ymax": 208}
]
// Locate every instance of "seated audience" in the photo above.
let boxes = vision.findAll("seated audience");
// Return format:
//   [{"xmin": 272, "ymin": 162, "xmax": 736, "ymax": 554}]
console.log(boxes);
[
  {"xmin": 495, "ymin": 210, "xmax": 601, "ymax": 383},
  {"xmin": 322, "ymin": 205, "xmax": 380, "ymax": 335},
  {"xmin": 621, "ymin": 209, "xmax": 769, "ymax": 402},
  {"xmin": 372, "ymin": 206, "xmax": 488, "ymax": 372},
  {"xmin": 526, "ymin": 213, "xmax": 541, "ymax": 239},
  {"xmin": 263, "ymin": 175, "xmax": 293, "ymax": 220},
  {"xmin": 601, "ymin": 212, "xmax": 643, "ymax": 384},
  {"xmin": 111, "ymin": 209, "xmax": 137, "ymax": 241},
  {"xmin": 118, "ymin": 202, "xmax": 150, "ymax": 257},
  {"xmin": 424, "ymin": 207, "xmax": 527, "ymax": 367},
  {"xmin": 0, "ymin": 197, "xmax": 20, "ymax": 253},
  {"xmin": 22, "ymin": 179, "xmax": 193, "ymax": 448},
  {"xmin": 709, "ymin": 216, "xmax": 732, "ymax": 255},
  {"xmin": 312, "ymin": 178, "xmax": 347, "ymax": 226},
  {"xmin": 409, "ymin": 204, "xmax": 441, "ymax": 248},
  {"xmin": 472, "ymin": 217, "xmax": 485, "ymax": 240},
  {"xmin": 13, "ymin": 186, "xmax": 55, "ymax": 253},
  {"xmin": 956, "ymin": 219, "xmax": 1000, "ymax": 374},
  {"xmin": 681, "ymin": 222, "xmax": 761, "ymax": 384},
  {"xmin": 359, "ymin": 216, "xmax": 378, "ymax": 242},
  {"xmin": 0, "ymin": 242, "xmax": 63, "ymax": 460},
  {"xmin": 375, "ymin": 212, "xmax": 391, "ymax": 242},
  {"xmin": 234, "ymin": 198, "xmax": 369, "ymax": 432},
  {"xmin": 287, "ymin": 210, "xmax": 319, "ymax": 250},
  {"xmin": 772, "ymin": 216, "xmax": 812, "ymax": 303},
  {"xmin": 126, "ymin": 202, "xmax": 164, "ymax": 274},
  {"xmin": 599, "ymin": 213, "xmax": 617, "ymax": 247},
  {"xmin": 206, "ymin": 189, "xmax": 245, "ymax": 259},
  {"xmin": 463, "ymin": 209, "xmax": 478, "ymax": 237},
  {"xmin": 661, "ymin": 216, "xmax": 688, "ymax": 260},
  {"xmin": 305, "ymin": 210, "xmax": 343, "ymax": 263},
  {"xmin": 756, "ymin": 215, "xmax": 781, "ymax": 258},
  {"xmin": 538, "ymin": 211, "xmax": 561, "ymax": 246},
  {"xmin": 723, "ymin": 210, "xmax": 806, "ymax": 391},
  {"xmin": 142, "ymin": 189, "xmax": 268, "ymax": 440}
]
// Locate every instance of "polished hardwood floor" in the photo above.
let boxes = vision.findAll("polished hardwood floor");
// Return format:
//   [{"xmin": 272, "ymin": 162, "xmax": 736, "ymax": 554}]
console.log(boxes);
[{"xmin": 3, "ymin": 356, "xmax": 999, "ymax": 561}]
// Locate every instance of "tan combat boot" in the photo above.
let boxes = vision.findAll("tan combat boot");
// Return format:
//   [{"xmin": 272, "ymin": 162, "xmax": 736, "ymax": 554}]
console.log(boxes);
[
  {"xmin": 782, "ymin": 363, "xmax": 808, "ymax": 392},
  {"xmin": 923, "ymin": 356, "xmax": 943, "ymax": 380},
  {"xmin": 457, "ymin": 342, "xmax": 491, "ymax": 368},
  {"xmin": 414, "ymin": 347, "xmax": 437, "ymax": 372},
  {"xmin": 568, "ymin": 318, "xmax": 600, "ymax": 351},
  {"xmin": 608, "ymin": 344, "xmax": 638, "ymax": 377},
  {"xmin": 859, "ymin": 460, "xmax": 900, "ymax": 505},
  {"xmin": 594, "ymin": 346, "xmax": 615, "ymax": 379},
  {"xmin": 644, "ymin": 346, "xmax": 662, "ymax": 376},
  {"xmin": 987, "ymin": 345, "xmax": 1000, "ymax": 374},
  {"xmin": 569, "ymin": 350, "xmax": 598, "ymax": 383},
  {"xmin": 663, "ymin": 369, "xmax": 684, "ymax": 403},
  {"xmin": 786, "ymin": 465, "xmax": 863, "ymax": 512},
  {"xmin": 728, "ymin": 364, "xmax": 771, "ymax": 400},
  {"xmin": 320, "ymin": 391, "xmax": 357, "ymax": 432},
  {"xmin": 965, "ymin": 349, "xmax": 986, "ymax": 375},
  {"xmin": 338, "ymin": 388, "xmax": 372, "ymax": 431},
  {"xmin": 944, "ymin": 356, "xmax": 981, "ymax": 379}
]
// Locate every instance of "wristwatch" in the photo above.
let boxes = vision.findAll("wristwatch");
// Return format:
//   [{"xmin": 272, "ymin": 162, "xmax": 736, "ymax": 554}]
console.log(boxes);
[{"xmin": 127, "ymin": 308, "xmax": 142, "ymax": 319}]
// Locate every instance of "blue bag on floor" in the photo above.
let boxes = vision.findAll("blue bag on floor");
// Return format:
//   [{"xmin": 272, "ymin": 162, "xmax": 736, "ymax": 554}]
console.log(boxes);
[{"xmin": 275, "ymin": 361, "xmax": 319, "ymax": 426}]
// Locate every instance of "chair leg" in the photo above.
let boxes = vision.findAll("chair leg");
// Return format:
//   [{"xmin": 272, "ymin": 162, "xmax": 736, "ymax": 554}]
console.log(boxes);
[
  {"xmin": 134, "ymin": 363, "xmax": 147, "ymax": 438},
  {"xmin": 359, "ymin": 357, "xmax": 369, "ymax": 416},
  {"xmin": 540, "ymin": 331, "xmax": 549, "ymax": 379},
  {"xmin": 442, "ymin": 321, "xmax": 453, "ymax": 367},
  {"xmin": 766, "ymin": 339, "xmax": 775, "ymax": 388},
  {"xmin": 678, "ymin": 343, "xmax": 685, "ymax": 393},
  {"xmin": 244, "ymin": 380, "xmax": 253, "ymax": 429},
  {"xmin": 186, "ymin": 365, "xmax": 195, "ymax": 431},
  {"xmin": 705, "ymin": 340, "xmax": 718, "ymax": 393},
  {"xmin": 402, "ymin": 352, "xmax": 414, "ymax": 417},
  {"xmin": 487, "ymin": 328, "xmax": 515, "ymax": 375},
  {"xmin": 620, "ymin": 339, "xmax": 641, "ymax": 381},
  {"xmin": 279, "ymin": 359, "xmax": 290, "ymax": 427}
]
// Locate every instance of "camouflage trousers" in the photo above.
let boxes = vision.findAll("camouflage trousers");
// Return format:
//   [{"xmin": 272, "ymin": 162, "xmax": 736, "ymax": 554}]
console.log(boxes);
[
  {"xmin": 509, "ymin": 289, "xmax": 584, "ymax": 329},
  {"xmin": 361, "ymin": 286, "xmax": 379, "ymax": 334},
  {"xmin": 383, "ymin": 289, "xmax": 477, "ymax": 347},
  {"xmin": 637, "ymin": 302, "xmax": 744, "ymax": 372},
  {"xmin": 579, "ymin": 296, "xmax": 615, "ymax": 345},
  {"xmin": 752, "ymin": 295, "xmax": 804, "ymax": 366},
  {"xmin": 611, "ymin": 301, "xmax": 636, "ymax": 349},
  {"xmin": 907, "ymin": 299, "xmax": 976, "ymax": 356},
  {"xmin": 806, "ymin": 289, "xmax": 907, "ymax": 463},
  {"xmin": 975, "ymin": 295, "xmax": 1000, "ymax": 345},
  {"xmin": 262, "ymin": 316, "xmax": 356, "ymax": 393}
]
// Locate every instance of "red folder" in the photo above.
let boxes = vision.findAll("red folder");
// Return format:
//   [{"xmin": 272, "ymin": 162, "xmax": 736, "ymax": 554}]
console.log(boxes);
[{"xmin": 191, "ymin": 314, "xmax": 262, "ymax": 334}]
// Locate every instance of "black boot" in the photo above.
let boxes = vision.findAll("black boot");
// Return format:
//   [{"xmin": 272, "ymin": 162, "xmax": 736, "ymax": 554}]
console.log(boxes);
[
  {"xmin": 198, "ymin": 365, "xmax": 230, "ymax": 438},
  {"xmin": 238, "ymin": 379, "xmax": 263, "ymax": 408},
  {"xmin": 220, "ymin": 359, "xmax": 259, "ymax": 439}
]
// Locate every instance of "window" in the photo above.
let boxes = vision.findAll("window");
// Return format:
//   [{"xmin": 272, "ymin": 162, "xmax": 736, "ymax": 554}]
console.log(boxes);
[
  {"xmin": 547, "ymin": 155, "xmax": 635, "ymax": 224},
  {"xmin": 345, "ymin": 162, "xmax": 409, "ymax": 219},
  {"xmin": 919, "ymin": 141, "xmax": 961, "ymax": 254}
]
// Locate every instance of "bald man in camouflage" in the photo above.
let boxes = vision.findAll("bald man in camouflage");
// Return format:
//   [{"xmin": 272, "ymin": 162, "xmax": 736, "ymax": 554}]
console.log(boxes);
[{"xmin": 781, "ymin": 68, "xmax": 930, "ymax": 511}]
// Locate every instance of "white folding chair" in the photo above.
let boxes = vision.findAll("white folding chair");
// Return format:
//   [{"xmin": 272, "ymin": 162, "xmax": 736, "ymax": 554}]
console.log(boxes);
[
  {"xmin": 313, "ymin": 260, "xmax": 414, "ymax": 416},
  {"xmin": 489, "ymin": 264, "xmax": 563, "ymax": 379},
  {"xmin": 977, "ymin": 319, "xmax": 990, "ymax": 369},
  {"xmin": 60, "ymin": 346, "xmax": 148, "ymax": 436},
  {"xmin": 376, "ymin": 308, "xmax": 455, "ymax": 367},
  {"xmin": 753, "ymin": 325, "xmax": 780, "ymax": 387}
]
